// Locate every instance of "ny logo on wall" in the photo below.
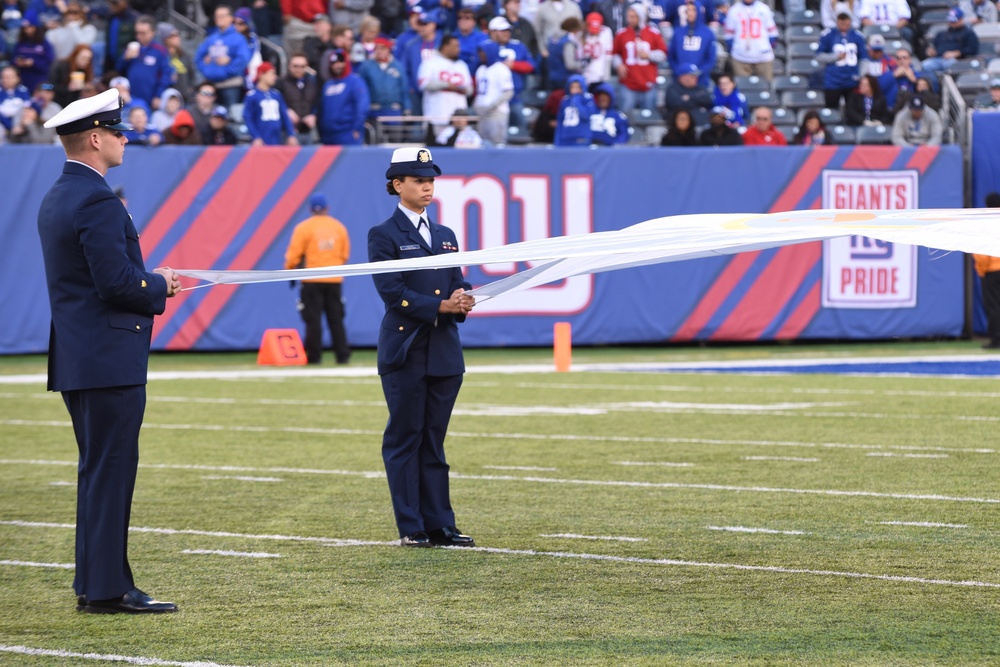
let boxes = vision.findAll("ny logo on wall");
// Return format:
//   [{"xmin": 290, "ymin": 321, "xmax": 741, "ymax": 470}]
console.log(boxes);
[{"xmin": 433, "ymin": 175, "xmax": 594, "ymax": 315}]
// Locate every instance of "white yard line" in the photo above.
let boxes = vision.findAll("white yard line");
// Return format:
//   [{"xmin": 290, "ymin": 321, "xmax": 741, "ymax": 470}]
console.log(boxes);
[
  {"xmin": 707, "ymin": 526, "xmax": 809, "ymax": 535},
  {"xmin": 181, "ymin": 549, "xmax": 281, "ymax": 558},
  {"xmin": 3, "ymin": 520, "xmax": 994, "ymax": 590},
  {"xmin": 0, "ymin": 559, "xmax": 74, "ymax": 569},
  {"xmin": 482, "ymin": 465, "xmax": 558, "ymax": 471},
  {"xmin": 539, "ymin": 534, "xmax": 648, "ymax": 542},
  {"xmin": 742, "ymin": 456, "xmax": 820, "ymax": 462},
  {"xmin": 866, "ymin": 453, "xmax": 950, "ymax": 459},
  {"xmin": 2, "ymin": 459, "xmax": 997, "ymax": 505},
  {"xmin": 879, "ymin": 521, "xmax": 969, "ymax": 529},
  {"xmin": 0, "ymin": 645, "xmax": 250, "ymax": 667},
  {"xmin": 611, "ymin": 461, "xmax": 695, "ymax": 467},
  {"xmin": 201, "ymin": 476, "xmax": 283, "ymax": 483}
]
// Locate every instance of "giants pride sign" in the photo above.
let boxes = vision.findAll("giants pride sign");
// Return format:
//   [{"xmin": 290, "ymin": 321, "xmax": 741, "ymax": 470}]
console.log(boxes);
[{"xmin": 821, "ymin": 170, "xmax": 919, "ymax": 309}]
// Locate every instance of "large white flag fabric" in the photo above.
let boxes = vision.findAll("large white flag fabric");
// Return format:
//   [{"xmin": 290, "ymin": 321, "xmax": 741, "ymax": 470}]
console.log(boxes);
[{"xmin": 174, "ymin": 209, "xmax": 1000, "ymax": 301}]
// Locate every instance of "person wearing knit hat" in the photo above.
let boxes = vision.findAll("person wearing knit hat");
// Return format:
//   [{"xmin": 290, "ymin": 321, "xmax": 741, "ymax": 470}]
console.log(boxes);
[
  {"xmin": 369, "ymin": 147, "xmax": 477, "ymax": 549},
  {"xmin": 37, "ymin": 87, "xmax": 181, "ymax": 614},
  {"xmin": 243, "ymin": 61, "xmax": 298, "ymax": 145}
]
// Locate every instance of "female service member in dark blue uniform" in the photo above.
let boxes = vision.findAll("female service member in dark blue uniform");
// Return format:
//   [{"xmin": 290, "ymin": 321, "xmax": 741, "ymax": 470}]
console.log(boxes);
[
  {"xmin": 368, "ymin": 147, "xmax": 477, "ymax": 548},
  {"xmin": 38, "ymin": 89, "xmax": 182, "ymax": 614}
]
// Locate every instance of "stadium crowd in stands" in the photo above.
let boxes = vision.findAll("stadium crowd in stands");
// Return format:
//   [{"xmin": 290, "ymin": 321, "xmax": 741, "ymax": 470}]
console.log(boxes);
[{"xmin": 0, "ymin": 0, "xmax": 995, "ymax": 147}]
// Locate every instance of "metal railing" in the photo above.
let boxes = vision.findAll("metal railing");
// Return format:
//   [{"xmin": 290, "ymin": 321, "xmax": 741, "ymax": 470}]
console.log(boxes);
[{"xmin": 167, "ymin": 9, "xmax": 286, "ymax": 77}]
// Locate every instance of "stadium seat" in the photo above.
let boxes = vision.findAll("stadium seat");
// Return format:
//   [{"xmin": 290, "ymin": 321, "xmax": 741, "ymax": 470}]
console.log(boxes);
[
  {"xmin": 782, "ymin": 89, "xmax": 823, "ymax": 110},
  {"xmin": 773, "ymin": 74, "xmax": 811, "ymax": 95},
  {"xmin": 918, "ymin": 8, "xmax": 952, "ymax": 27},
  {"xmin": 990, "ymin": 57, "xmax": 1000, "ymax": 74},
  {"xmin": 785, "ymin": 9, "xmax": 821, "ymax": 26},
  {"xmin": 228, "ymin": 103, "xmax": 244, "ymax": 123},
  {"xmin": 742, "ymin": 89, "xmax": 778, "ymax": 108},
  {"xmin": 629, "ymin": 107, "xmax": 664, "ymax": 126},
  {"xmin": 789, "ymin": 42, "xmax": 820, "ymax": 59},
  {"xmin": 520, "ymin": 106, "xmax": 540, "ymax": 130},
  {"xmin": 855, "ymin": 124, "xmax": 892, "ymax": 144},
  {"xmin": 786, "ymin": 25, "xmax": 822, "ymax": 42},
  {"xmin": 801, "ymin": 107, "xmax": 843, "ymax": 124},
  {"xmin": 946, "ymin": 59, "xmax": 986, "ymax": 75},
  {"xmin": 957, "ymin": 71, "xmax": 993, "ymax": 96},
  {"xmin": 772, "ymin": 10, "xmax": 786, "ymax": 26},
  {"xmin": 777, "ymin": 124, "xmax": 798, "ymax": 143},
  {"xmin": 972, "ymin": 91, "xmax": 996, "ymax": 108},
  {"xmin": 506, "ymin": 125, "xmax": 532, "ymax": 145},
  {"xmin": 772, "ymin": 59, "xmax": 786, "ymax": 76},
  {"xmin": 771, "ymin": 107, "xmax": 797, "ymax": 125},
  {"xmin": 525, "ymin": 88, "xmax": 549, "ymax": 108},
  {"xmin": 916, "ymin": 0, "xmax": 953, "ymax": 10},
  {"xmin": 828, "ymin": 124, "xmax": 856, "ymax": 144},
  {"xmin": 786, "ymin": 58, "xmax": 821, "ymax": 77},
  {"xmin": 974, "ymin": 23, "xmax": 1000, "ymax": 40},
  {"xmin": 863, "ymin": 24, "xmax": 902, "ymax": 40},
  {"xmin": 734, "ymin": 75, "xmax": 772, "ymax": 93},
  {"xmin": 885, "ymin": 39, "xmax": 913, "ymax": 54}
]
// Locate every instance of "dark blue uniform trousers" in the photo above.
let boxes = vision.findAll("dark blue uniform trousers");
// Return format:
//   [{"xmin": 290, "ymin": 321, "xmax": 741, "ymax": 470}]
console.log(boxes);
[
  {"xmin": 62, "ymin": 385, "xmax": 144, "ymax": 601},
  {"xmin": 380, "ymin": 342, "xmax": 461, "ymax": 537}
]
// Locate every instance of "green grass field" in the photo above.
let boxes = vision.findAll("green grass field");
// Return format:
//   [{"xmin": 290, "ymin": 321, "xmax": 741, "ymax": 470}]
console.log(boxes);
[{"xmin": 2, "ymin": 343, "xmax": 999, "ymax": 666}]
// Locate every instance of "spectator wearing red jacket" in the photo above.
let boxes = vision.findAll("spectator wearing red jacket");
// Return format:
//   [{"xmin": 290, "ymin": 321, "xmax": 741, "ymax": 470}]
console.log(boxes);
[
  {"xmin": 612, "ymin": 3, "xmax": 666, "ymax": 113},
  {"xmin": 742, "ymin": 106, "xmax": 787, "ymax": 145}
]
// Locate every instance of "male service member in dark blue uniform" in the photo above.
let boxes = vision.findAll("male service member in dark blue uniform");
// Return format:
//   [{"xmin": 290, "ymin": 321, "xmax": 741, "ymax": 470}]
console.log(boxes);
[
  {"xmin": 38, "ymin": 89, "xmax": 182, "ymax": 614},
  {"xmin": 368, "ymin": 147, "xmax": 477, "ymax": 548}
]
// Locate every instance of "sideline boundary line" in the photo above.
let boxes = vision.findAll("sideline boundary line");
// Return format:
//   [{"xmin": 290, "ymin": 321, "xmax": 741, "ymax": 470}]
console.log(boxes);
[{"xmin": 0, "ymin": 645, "xmax": 250, "ymax": 667}]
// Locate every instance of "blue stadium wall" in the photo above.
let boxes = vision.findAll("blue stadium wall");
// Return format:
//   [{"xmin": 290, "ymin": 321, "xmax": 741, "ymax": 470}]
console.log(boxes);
[{"xmin": 1, "ymin": 143, "xmax": 965, "ymax": 355}]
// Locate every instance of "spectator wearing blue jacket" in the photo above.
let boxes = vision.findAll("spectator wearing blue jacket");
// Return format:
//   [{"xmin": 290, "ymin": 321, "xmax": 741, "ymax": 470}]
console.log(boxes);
[
  {"xmin": 11, "ymin": 16, "xmax": 54, "ymax": 96},
  {"xmin": 923, "ymin": 8, "xmax": 980, "ymax": 72},
  {"xmin": 669, "ymin": 1, "xmax": 716, "ymax": 88},
  {"xmin": 316, "ymin": 49, "xmax": 370, "ymax": 145},
  {"xmin": 358, "ymin": 37, "xmax": 410, "ymax": 120},
  {"xmin": 712, "ymin": 73, "xmax": 749, "ymax": 126},
  {"xmin": 244, "ymin": 62, "xmax": 298, "ymax": 145},
  {"xmin": 479, "ymin": 16, "xmax": 535, "ymax": 128},
  {"xmin": 118, "ymin": 16, "xmax": 173, "ymax": 111},
  {"xmin": 399, "ymin": 8, "xmax": 443, "ymax": 115},
  {"xmin": 195, "ymin": 4, "xmax": 252, "ymax": 107},
  {"xmin": 455, "ymin": 7, "xmax": 487, "ymax": 76},
  {"xmin": 590, "ymin": 82, "xmax": 629, "ymax": 145},
  {"xmin": 554, "ymin": 74, "xmax": 595, "ymax": 146},
  {"xmin": 816, "ymin": 9, "xmax": 868, "ymax": 110}
]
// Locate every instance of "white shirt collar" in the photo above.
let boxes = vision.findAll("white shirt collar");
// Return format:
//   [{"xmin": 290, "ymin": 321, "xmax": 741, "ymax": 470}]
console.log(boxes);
[
  {"xmin": 66, "ymin": 159, "xmax": 104, "ymax": 178},
  {"xmin": 397, "ymin": 203, "xmax": 427, "ymax": 229}
]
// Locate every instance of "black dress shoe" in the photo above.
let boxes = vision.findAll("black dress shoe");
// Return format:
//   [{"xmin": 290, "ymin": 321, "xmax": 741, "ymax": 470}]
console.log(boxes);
[
  {"xmin": 400, "ymin": 531, "xmax": 432, "ymax": 547},
  {"xmin": 76, "ymin": 596, "xmax": 86, "ymax": 611},
  {"xmin": 428, "ymin": 526, "xmax": 475, "ymax": 547},
  {"xmin": 983, "ymin": 341, "xmax": 1000, "ymax": 350},
  {"xmin": 82, "ymin": 589, "xmax": 178, "ymax": 614}
]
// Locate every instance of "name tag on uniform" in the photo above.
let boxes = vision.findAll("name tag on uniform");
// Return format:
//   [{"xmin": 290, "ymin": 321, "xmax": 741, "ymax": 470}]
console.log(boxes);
[{"xmin": 400, "ymin": 244, "xmax": 421, "ymax": 251}]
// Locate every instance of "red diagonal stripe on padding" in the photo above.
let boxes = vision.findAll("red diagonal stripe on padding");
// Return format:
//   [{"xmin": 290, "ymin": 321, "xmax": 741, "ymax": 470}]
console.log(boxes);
[
  {"xmin": 140, "ymin": 147, "xmax": 232, "ymax": 258},
  {"xmin": 151, "ymin": 147, "xmax": 301, "ymax": 344},
  {"xmin": 165, "ymin": 147, "xmax": 342, "ymax": 350},
  {"xmin": 768, "ymin": 147, "xmax": 836, "ymax": 213},
  {"xmin": 774, "ymin": 279, "xmax": 821, "ymax": 340},
  {"xmin": 709, "ymin": 242, "xmax": 823, "ymax": 341},
  {"xmin": 905, "ymin": 145, "xmax": 939, "ymax": 174},
  {"xmin": 671, "ymin": 252, "xmax": 760, "ymax": 341},
  {"xmin": 841, "ymin": 145, "xmax": 901, "ymax": 171}
]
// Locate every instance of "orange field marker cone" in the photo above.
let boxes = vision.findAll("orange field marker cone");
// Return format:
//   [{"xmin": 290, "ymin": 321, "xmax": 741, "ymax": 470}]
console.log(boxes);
[
  {"xmin": 257, "ymin": 328, "xmax": 308, "ymax": 366},
  {"xmin": 554, "ymin": 322, "xmax": 572, "ymax": 372}
]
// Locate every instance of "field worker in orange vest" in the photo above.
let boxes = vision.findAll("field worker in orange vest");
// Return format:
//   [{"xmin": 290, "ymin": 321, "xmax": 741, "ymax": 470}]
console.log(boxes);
[
  {"xmin": 285, "ymin": 193, "xmax": 352, "ymax": 364},
  {"xmin": 973, "ymin": 192, "xmax": 1000, "ymax": 350}
]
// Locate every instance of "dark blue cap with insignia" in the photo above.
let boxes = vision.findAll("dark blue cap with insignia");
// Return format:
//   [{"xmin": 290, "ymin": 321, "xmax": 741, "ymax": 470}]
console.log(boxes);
[
  {"xmin": 43, "ymin": 89, "xmax": 133, "ymax": 136},
  {"xmin": 385, "ymin": 147, "xmax": 442, "ymax": 179}
]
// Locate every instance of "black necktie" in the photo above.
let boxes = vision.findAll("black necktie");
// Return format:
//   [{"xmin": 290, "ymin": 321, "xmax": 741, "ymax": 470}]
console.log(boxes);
[{"xmin": 418, "ymin": 217, "xmax": 430, "ymax": 244}]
